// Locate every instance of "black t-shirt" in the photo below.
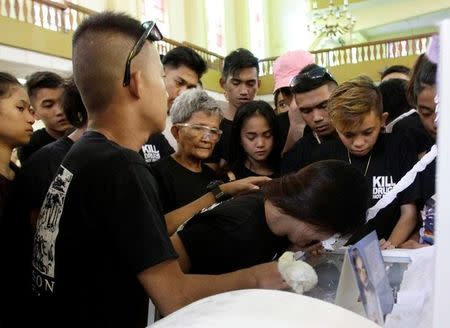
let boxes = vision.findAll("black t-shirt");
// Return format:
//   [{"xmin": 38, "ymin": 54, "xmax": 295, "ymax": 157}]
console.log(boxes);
[
  {"xmin": 207, "ymin": 118, "xmax": 233, "ymax": 163},
  {"xmin": 139, "ymin": 133, "xmax": 175, "ymax": 163},
  {"xmin": 17, "ymin": 128, "xmax": 56, "ymax": 164},
  {"xmin": 281, "ymin": 132, "xmax": 337, "ymax": 174},
  {"xmin": 313, "ymin": 133, "xmax": 419, "ymax": 241},
  {"xmin": 31, "ymin": 131, "xmax": 177, "ymax": 327},
  {"xmin": 0, "ymin": 162, "xmax": 34, "ymax": 322},
  {"xmin": 16, "ymin": 137, "xmax": 74, "ymax": 212},
  {"xmin": 0, "ymin": 163, "xmax": 18, "ymax": 217},
  {"xmin": 417, "ymin": 155, "xmax": 436, "ymax": 211},
  {"xmin": 150, "ymin": 156, "xmax": 218, "ymax": 213},
  {"xmin": 232, "ymin": 164, "xmax": 279, "ymax": 180},
  {"xmin": 392, "ymin": 112, "xmax": 434, "ymax": 156},
  {"xmin": 277, "ymin": 112, "xmax": 290, "ymax": 149},
  {"xmin": 178, "ymin": 192, "xmax": 289, "ymax": 274}
]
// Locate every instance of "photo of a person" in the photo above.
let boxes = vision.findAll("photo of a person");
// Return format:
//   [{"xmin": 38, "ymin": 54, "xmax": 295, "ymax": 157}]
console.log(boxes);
[{"xmin": 350, "ymin": 248, "xmax": 384, "ymax": 324}]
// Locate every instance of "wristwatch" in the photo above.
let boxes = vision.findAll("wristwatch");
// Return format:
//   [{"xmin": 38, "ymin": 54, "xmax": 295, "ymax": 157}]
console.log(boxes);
[{"xmin": 206, "ymin": 180, "xmax": 228, "ymax": 202}]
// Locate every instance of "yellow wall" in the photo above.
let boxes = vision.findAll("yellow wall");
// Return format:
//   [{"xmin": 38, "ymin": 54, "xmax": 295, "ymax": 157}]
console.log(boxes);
[
  {"xmin": 328, "ymin": 56, "xmax": 419, "ymax": 84},
  {"xmin": 224, "ymin": 0, "xmax": 250, "ymax": 52},
  {"xmin": 0, "ymin": 16, "xmax": 72, "ymax": 59},
  {"xmin": 184, "ymin": 0, "xmax": 207, "ymax": 48},
  {"xmin": 0, "ymin": 0, "xmax": 429, "ymax": 95}
]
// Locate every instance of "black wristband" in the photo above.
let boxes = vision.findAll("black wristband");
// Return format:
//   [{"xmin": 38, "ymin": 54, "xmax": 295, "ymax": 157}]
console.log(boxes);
[{"xmin": 210, "ymin": 185, "xmax": 228, "ymax": 202}]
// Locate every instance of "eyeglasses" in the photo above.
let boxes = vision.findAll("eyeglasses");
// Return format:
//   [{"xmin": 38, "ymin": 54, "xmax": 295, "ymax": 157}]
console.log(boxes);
[
  {"xmin": 175, "ymin": 123, "xmax": 223, "ymax": 141},
  {"xmin": 123, "ymin": 21, "xmax": 163, "ymax": 87},
  {"xmin": 290, "ymin": 66, "xmax": 337, "ymax": 93}
]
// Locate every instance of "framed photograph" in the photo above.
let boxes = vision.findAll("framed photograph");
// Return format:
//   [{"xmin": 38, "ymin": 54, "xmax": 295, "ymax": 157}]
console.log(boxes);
[{"xmin": 347, "ymin": 231, "xmax": 394, "ymax": 325}]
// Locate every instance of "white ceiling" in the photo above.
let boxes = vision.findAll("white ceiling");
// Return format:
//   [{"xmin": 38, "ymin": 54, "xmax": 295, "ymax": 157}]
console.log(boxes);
[
  {"xmin": 0, "ymin": 44, "xmax": 72, "ymax": 80},
  {"xmin": 360, "ymin": 7, "xmax": 450, "ymax": 39}
]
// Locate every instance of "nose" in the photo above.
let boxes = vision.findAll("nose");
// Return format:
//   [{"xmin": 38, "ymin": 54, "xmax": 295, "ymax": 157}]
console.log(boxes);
[
  {"xmin": 432, "ymin": 113, "xmax": 438, "ymax": 130},
  {"xmin": 201, "ymin": 131, "xmax": 214, "ymax": 142},
  {"xmin": 312, "ymin": 109, "xmax": 324, "ymax": 123},
  {"xmin": 352, "ymin": 135, "xmax": 365, "ymax": 149},
  {"xmin": 255, "ymin": 136, "xmax": 265, "ymax": 148},
  {"xmin": 177, "ymin": 85, "xmax": 188, "ymax": 96},
  {"xmin": 55, "ymin": 104, "xmax": 65, "ymax": 117},
  {"xmin": 26, "ymin": 109, "xmax": 35, "ymax": 125},
  {"xmin": 239, "ymin": 84, "xmax": 249, "ymax": 96}
]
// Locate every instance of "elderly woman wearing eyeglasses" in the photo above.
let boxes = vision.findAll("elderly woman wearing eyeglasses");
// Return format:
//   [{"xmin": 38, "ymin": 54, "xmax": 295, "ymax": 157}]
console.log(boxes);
[{"xmin": 151, "ymin": 88, "xmax": 230, "ymax": 214}]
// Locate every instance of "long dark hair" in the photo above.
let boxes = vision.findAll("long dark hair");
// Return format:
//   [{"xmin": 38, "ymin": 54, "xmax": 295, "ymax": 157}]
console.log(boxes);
[
  {"xmin": 0, "ymin": 72, "xmax": 22, "ymax": 98},
  {"xmin": 261, "ymin": 160, "xmax": 369, "ymax": 235},
  {"xmin": 228, "ymin": 100, "xmax": 282, "ymax": 174},
  {"xmin": 62, "ymin": 77, "xmax": 88, "ymax": 128},
  {"xmin": 407, "ymin": 54, "xmax": 437, "ymax": 107}
]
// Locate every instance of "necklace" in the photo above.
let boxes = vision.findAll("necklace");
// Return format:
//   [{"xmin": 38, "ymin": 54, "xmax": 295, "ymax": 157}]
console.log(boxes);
[
  {"xmin": 347, "ymin": 150, "xmax": 372, "ymax": 176},
  {"xmin": 313, "ymin": 131, "xmax": 321, "ymax": 144}
]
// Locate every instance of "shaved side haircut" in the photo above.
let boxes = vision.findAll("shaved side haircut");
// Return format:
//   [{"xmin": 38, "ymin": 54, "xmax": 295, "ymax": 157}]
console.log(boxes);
[{"xmin": 72, "ymin": 12, "xmax": 144, "ymax": 112}]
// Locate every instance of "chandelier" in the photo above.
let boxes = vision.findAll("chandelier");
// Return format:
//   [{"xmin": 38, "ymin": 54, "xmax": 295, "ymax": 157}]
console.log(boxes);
[{"xmin": 308, "ymin": 0, "xmax": 356, "ymax": 40}]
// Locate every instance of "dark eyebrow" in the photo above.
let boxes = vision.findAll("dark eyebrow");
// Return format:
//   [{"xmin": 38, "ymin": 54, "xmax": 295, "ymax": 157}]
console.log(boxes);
[
  {"xmin": 177, "ymin": 76, "xmax": 197, "ymax": 88},
  {"xmin": 299, "ymin": 100, "xmax": 328, "ymax": 112}
]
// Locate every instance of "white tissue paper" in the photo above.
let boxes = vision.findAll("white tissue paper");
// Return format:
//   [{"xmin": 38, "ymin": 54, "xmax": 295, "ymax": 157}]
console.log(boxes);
[{"xmin": 278, "ymin": 251, "xmax": 318, "ymax": 294}]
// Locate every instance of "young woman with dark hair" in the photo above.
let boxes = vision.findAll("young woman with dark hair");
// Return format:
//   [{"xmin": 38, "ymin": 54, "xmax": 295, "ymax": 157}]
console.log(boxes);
[
  {"xmin": 400, "ymin": 54, "xmax": 438, "ymax": 249},
  {"xmin": 392, "ymin": 54, "xmax": 437, "ymax": 158},
  {"xmin": 0, "ymin": 72, "xmax": 35, "ymax": 314},
  {"xmin": 171, "ymin": 160, "xmax": 370, "ymax": 274},
  {"xmin": 0, "ymin": 72, "xmax": 34, "ymax": 217},
  {"xmin": 227, "ymin": 100, "xmax": 282, "ymax": 179}
]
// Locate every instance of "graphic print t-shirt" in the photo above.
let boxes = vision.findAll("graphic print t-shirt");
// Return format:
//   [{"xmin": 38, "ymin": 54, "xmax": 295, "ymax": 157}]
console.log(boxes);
[
  {"xmin": 31, "ymin": 131, "xmax": 176, "ymax": 327},
  {"xmin": 140, "ymin": 133, "xmax": 175, "ymax": 163},
  {"xmin": 312, "ymin": 133, "xmax": 419, "ymax": 240}
]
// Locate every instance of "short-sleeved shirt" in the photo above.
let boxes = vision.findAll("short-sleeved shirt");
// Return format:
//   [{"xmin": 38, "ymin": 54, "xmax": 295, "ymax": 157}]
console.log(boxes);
[
  {"xmin": 312, "ymin": 133, "xmax": 419, "ymax": 241},
  {"xmin": 417, "ymin": 155, "xmax": 436, "ymax": 211},
  {"xmin": 177, "ymin": 192, "xmax": 290, "ymax": 274},
  {"xmin": 231, "ymin": 164, "xmax": 279, "ymax": 180},
  {"xmin": 17, "ymin": 128, "xmax": 57, "ymax": 164},
  {"xmin": 150, "ymin": 156, "xmax": 218, "ymax": 213},
  {"xmin": 31, "ymin": 131, "xmax": 177, "ymax": 327},
  {"xmin": 140, "ymin": 133, "xmax": 175, "ymax": 163},
  {"xmin": 277, "ymin": 112, "xmax": 290, "ymax": 149},
  {"xmin": 281, "ymin": 132, "xmax": 337, "ymax": 174},
  {"xmin": 16, "ymin": 136, "xmax": 74, "ymax": 212},
  {"xmin": 392, "ymin": 112, "xmax": 434, "ymax": 156},
  {"xmin": 0, "ymin": 163, "xmax": 20, "ymax": 227}
]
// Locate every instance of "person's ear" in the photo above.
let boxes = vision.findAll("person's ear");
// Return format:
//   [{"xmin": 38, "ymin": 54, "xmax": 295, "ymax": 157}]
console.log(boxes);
[
  {"xmin": 219, "ymin": 77, "xmax": 226, "ymax": 90},
  {"xmin": 257, "ymin": 78, "xmax": 261, "ymax": 89},
  {"xmin": 381, "ymin": 112, "xmax": 389, "ymax": 127},
  {"xmin": 171, "ymin": 124, "xmax": 179, "ymax": 140},
  {"xmin": 128, "ymin": 70, "xmax": 143, "ymax": 99}
]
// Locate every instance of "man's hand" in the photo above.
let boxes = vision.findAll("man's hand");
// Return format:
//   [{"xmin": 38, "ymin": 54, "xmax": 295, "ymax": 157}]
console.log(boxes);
[
  {"xmin": 282, "ymin": 106, "xmax": 306, "ymax": 154},
  {"xmin": 380, "ymin": 238, "xmax": 395, "ymax": 250},
  {"xmin": 247, "ymin": 261, "xmax": 289, "ymax": 290},
  {"xmin": 288, "ymin": 104, "xmax": 306, "ymax": 135},
  {"xmin": 399, "ymin": 240, "xmax": 429, "ymax": 249},
  {"xmin": 221, "ymin": 176, "xmax": 271, "ymax": 196}
]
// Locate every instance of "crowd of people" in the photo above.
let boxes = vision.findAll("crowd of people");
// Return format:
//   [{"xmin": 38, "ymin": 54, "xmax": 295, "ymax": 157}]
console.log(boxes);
[{"xmin": 0, "ymin": 11, "xmax": 438, "ymax": 328}]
